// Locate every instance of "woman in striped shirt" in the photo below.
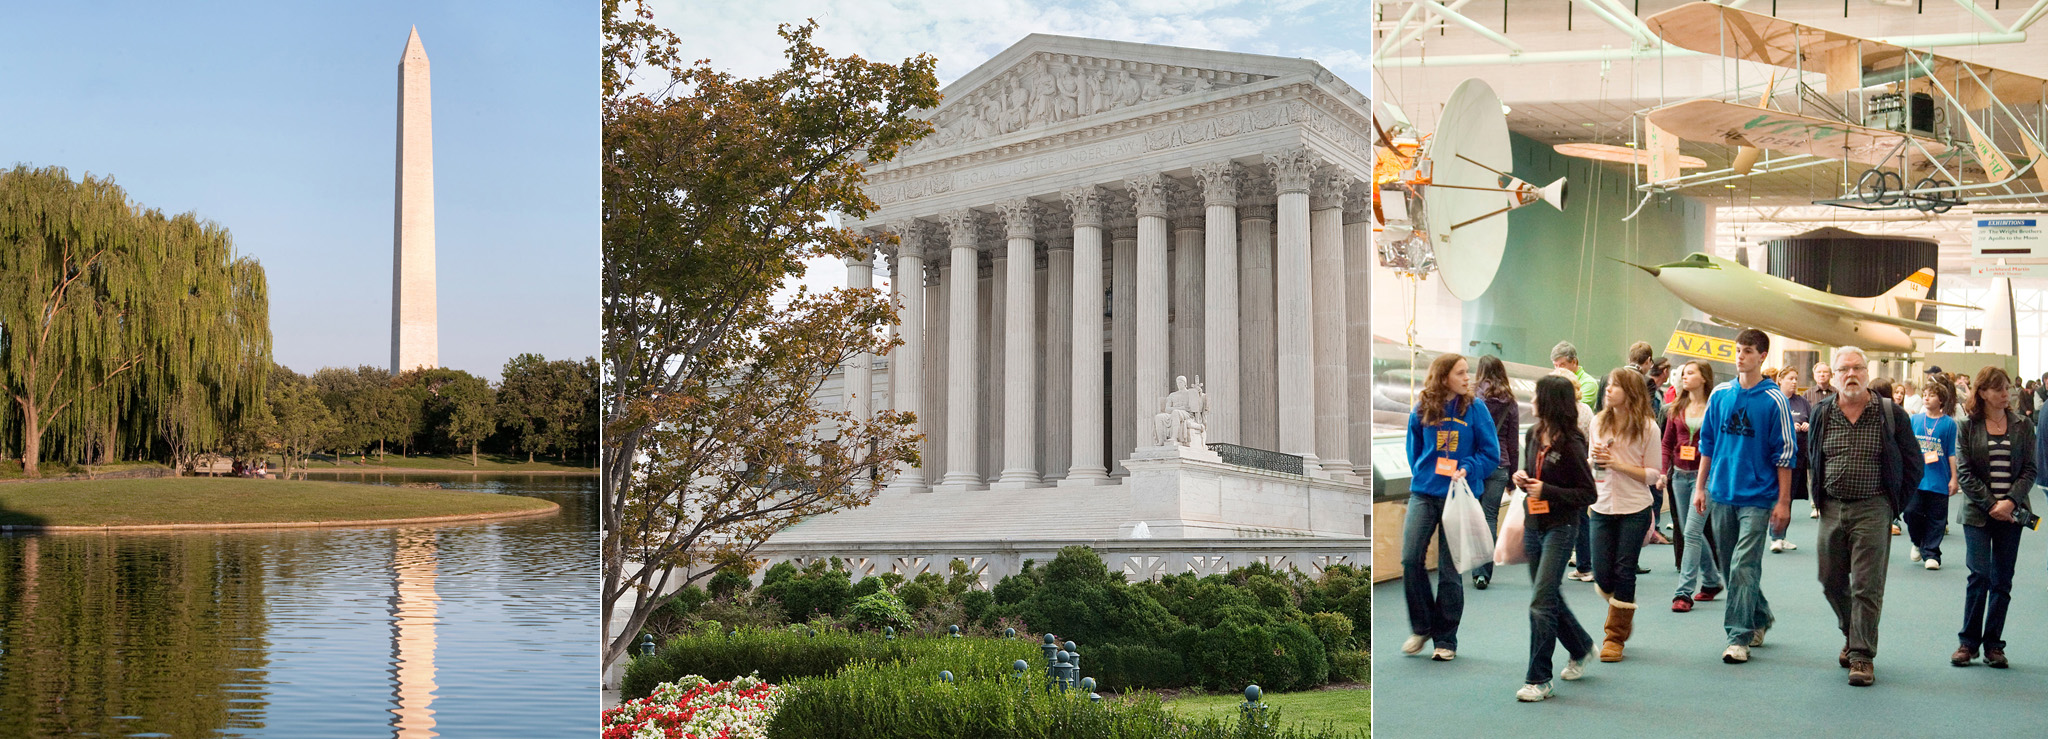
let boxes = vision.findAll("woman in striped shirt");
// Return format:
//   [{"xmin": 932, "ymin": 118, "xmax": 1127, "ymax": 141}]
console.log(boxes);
[{"xmin": 1953, "ymin": 366, "xmax": 2036, "ymax": 669}]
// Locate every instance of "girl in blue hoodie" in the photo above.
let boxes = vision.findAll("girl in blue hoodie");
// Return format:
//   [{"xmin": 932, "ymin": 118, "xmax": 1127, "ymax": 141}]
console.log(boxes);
[{"xmin": 1402, "ymin": 352, "xmax": 1502, "ymax": 661}]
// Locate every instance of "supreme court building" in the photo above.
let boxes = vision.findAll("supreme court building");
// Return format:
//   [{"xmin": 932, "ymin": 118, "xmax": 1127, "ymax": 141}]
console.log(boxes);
[{"xmin": 761, "ymin": 35, "xmax": 1371, "ymax": 585}]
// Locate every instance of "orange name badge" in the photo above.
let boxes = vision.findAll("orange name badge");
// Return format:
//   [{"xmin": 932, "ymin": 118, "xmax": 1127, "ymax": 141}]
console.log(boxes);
[
  {"xmin": 1680, "ymin": 445, "xmax": 1697, "ymax": 461},
  {"xmin": 1926, "ymin": 450, "xmax": 1941, "ymax": 464},
  {"xmin": 1527, "ymin": 497, "xmax": 1551, "ymax": 514},
  {"xmin": 1435, "ymin": 457, "xmax": 1460, "ymax": 477}
]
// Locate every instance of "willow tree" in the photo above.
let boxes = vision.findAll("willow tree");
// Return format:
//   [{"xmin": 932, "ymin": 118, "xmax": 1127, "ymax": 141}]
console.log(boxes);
[
  {"xmin": 600, "ymin": 0, "xmax": 937, "ymax": 670},
  {"xmin": 0, "ymin": 165, "xmax": 270, "ymax": 476}
]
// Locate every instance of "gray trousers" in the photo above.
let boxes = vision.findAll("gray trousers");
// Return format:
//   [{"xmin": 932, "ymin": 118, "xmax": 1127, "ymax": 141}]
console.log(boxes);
[{"xmin": 1816, "ymin": 495, "xmax": 1893, "ymax": 660}]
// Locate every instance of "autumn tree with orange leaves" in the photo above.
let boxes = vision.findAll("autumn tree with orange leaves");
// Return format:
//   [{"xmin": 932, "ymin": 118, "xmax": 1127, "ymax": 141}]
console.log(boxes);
[{"xmin": 599, "ymin": 0, "xmax": 940, "ymax": 671}]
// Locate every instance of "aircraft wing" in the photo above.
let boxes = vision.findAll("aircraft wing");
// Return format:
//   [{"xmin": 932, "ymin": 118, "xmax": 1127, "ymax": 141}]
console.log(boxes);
[
  {"xmin": 1646, "ymin": 3, "xmax": 2048, "ymax": 105},
  {"xmin": 1647, "ymin": 100, "xmax": 1944, "ymax": 167},
  {"xmin": 1896, "ymin": 296, "xmax": 1979, "ymax": 310},
  {"xmin": 1788, "ymin": 294, "xmax": 1954, "ymax": 335}
]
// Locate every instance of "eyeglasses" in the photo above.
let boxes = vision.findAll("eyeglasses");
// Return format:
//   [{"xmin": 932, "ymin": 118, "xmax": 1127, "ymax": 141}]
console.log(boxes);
[{"xmin": 1835, "ymin": 363, "xmax": 1868, "ymax": 373}]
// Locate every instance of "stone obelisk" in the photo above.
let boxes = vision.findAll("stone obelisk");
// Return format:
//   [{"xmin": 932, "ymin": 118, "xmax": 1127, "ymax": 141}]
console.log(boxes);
[{"xmin": 392, "ymin": 26, "xmax": 438, "ymax": 375}]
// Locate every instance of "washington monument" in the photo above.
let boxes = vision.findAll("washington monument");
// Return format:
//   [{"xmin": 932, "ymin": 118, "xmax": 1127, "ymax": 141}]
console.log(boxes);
[{"xmin": 392, "ymin": 26, "xmax": 438, "ymax": 375}]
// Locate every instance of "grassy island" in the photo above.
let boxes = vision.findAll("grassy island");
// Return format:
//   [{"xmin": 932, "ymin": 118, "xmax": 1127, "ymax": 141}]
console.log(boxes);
[
  {"xmin": 285, "ymin": 452, "xmax": 597, "ymax": 474},
  {"xmin": 0, "ymin": 477, "xmax": 558, "ymax": 529}
]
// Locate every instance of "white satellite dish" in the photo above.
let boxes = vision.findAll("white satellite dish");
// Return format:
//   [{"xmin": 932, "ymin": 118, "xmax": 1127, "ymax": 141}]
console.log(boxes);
[{"xmin": 1422, "ymin": 79, "xmax": 1567, "ymax": 300}]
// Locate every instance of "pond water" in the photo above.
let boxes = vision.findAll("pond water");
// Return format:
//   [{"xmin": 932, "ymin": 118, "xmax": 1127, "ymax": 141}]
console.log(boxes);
[{"xmin": 0, "ymin": 472, "xmax": 597, "ymax": 737}]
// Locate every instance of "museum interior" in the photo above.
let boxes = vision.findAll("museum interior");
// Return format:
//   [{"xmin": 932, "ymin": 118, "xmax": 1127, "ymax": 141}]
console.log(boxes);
[{"xmin": 1371, "ymin": 0, "xmax": 2048, "ymax": 729}]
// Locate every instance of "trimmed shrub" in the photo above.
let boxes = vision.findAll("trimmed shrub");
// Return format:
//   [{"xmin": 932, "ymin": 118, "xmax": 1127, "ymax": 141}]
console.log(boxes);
[
  {"xmin": 846, "ymin": 591, "xmax": 913, "ymax": 631},
  {"xmin": 757, "ymin": 566, "xmax": 854, "ymax": 620},
  {"xmin": 767, "ymin": 660, "xmax": 1364, "ymax": 739},
  {"xmin": 1085, "ymin": 642, "xmax": 1188, "ymax": 691},
  {"xmin": 708, "ymin": 568, "xmax": 753, "ymax": 599},
  {"xmin": 620, "ymin": 629, "xmax": 1039, "ymax": 700},
  {"xmin": 897, "ymin": 580, "xmax": 935, "ymax": 611},
  {"xmin": 961, "ymin": 589, "xmax": 995, "ymax": 627},
  {"xmin": 1330, "ymin": 649, "xmax": 1369, "ymax": 683}
]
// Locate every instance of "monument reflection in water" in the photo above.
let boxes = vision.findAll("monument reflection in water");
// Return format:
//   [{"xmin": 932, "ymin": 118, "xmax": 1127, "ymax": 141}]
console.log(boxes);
[
  {"xmin": 389, "ymin": 528, "xmax": 441, "ymax": 738},
  {"xmin": 0, "ymin": 474, "xmax": 595, "ymax": 737}
]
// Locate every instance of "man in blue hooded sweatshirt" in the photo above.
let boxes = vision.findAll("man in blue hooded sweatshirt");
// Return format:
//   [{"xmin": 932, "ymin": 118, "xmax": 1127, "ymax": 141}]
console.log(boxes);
[{"xmin": 1693, "ymin": 328, "xmax": 1797, "ymax": 664}]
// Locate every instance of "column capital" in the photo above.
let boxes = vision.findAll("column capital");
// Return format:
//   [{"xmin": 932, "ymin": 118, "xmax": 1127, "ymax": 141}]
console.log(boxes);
[
  {"xmin": 1240, "ymin": 203, "xmax": 1277, "ymax": 222},
  {"xmin": 923, "ymin": 258, "xmax": 945, "ymax": 286},
  {"xmin": 1126, "ymin": 173, "xmax": 1169, "ymax": 218},
  {"xmin": 940, "ymin": 208, "xmax": 980, "ymax": 246},
  {"xmin": 978, "ymin": 249, "xmax": 996, "ymax": 280},
  {"xmin": 1045, "ymin": 234, "xmax": 1074, "ymax": 253},
  {"xmin": 1063, "ymin": 186, "xmax": 1106, "ymax": 228},
  {"xmin": 995, "ymin": 197, "xmax": 1037, "ymax": 239},
  {"xmin": 1310, "ymin": 169, "xmax": 1357, "ymax": 211},
  {"xmin": 1192, "ymin": 160, "xmax": 1240, "ymax": 208},
  {"xmin": 1343, "ymin": 185, "xmax": 1373, "ymax": 224},
  {"xmin": 1264, "ymin": 146, "xmax": 1323, "ymax": 195}
]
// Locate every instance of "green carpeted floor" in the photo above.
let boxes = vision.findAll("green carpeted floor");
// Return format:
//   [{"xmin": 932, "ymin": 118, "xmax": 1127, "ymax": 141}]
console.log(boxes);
[{"xmin": 1374, "ymin": 495, "xmax": 2048, "ymax": 737}]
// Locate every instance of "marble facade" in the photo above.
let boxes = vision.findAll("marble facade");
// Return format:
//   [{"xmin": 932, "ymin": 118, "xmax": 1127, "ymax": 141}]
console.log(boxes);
[{"xmin": 771, "ymin": 34, "xmax": 1368, "ymax": 578}]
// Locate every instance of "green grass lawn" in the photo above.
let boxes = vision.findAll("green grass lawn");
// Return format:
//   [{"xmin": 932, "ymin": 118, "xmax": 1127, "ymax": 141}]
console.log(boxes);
[
  {"xmin": 282, "ymin": 452, "xmax": 595, "ymax": 473},
  {"xmin": 0, "ymin": 477, "xmax": 557, "ymax": 527},
  {"xmin": 0, "ymin": 460, "xmax": 169, "ymax": 481},
  {"xmin": 1162, "ymin": 687, "xmax": 1370, "ymax": 734}
]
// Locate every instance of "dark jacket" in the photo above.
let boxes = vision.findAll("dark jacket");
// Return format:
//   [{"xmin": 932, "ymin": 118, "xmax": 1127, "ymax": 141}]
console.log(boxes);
[
  {"xmin": 1959, "ymin": 409, "xmax": 2037, "ymax": 528},
  {"xmin": 1660, "ymin": 407, "xmax": 1702, "ymax": 474},
  {"xmin": 1806, "ymin": 395, "xmax": 1923, "ymax": 515},
  {"xmin": 1482, "ymin": 387, "xmax": 1521, "ymax": 474},
  {"xmin": 1522, "ymin": 426, "xmax": 1597, "ymax": 531}
]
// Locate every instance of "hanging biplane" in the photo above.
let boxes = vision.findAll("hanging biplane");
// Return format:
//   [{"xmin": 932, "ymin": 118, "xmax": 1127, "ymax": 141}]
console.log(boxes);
[{"xmin": 1635, "ymin": 3, "xmax": 2048, "ymax": 212}]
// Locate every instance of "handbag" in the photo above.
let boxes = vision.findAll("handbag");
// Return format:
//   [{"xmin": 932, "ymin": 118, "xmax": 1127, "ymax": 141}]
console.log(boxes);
[
  {"xmin": 1442, "ymin": 475, "xmax": 1495, "ymax": 574},
  {"xmin": 1494, "ymin": 487, "xmax": 1530, "ymax": 566}
]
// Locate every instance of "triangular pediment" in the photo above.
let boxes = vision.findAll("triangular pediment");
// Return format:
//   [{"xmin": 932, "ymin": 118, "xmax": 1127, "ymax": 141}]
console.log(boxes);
[{"xmin": 905, "ymin": 35, "xmax": 1328, "ymax": 156}]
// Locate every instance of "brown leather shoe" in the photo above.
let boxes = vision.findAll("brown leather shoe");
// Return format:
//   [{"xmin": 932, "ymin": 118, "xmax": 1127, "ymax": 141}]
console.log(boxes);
[
  {"xmin": 1952, "ymin": 646, "xmax": 1977, "ymax": 666},
  {"xmin": 1986, "ymin": 648, "xmax": 2009, "ymax": 668},
  {"xmin": 1848, "ymin": 659, "xmax": 1874, "ymax": 686},
  {"xmin": 1839, "ymin": 648, "xmax": 1851, "ymax": 669}
]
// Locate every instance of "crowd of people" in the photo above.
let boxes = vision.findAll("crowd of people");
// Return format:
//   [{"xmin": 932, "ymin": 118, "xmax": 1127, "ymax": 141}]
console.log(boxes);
[{"xmin": 1401, "ymin": 334, "xmax": 2048, "ymax": 702}]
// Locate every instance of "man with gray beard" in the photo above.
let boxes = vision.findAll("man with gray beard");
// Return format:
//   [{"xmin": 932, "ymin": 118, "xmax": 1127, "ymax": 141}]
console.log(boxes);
[{"xmin": 1805, "ymin": 346, "xmax": 1924, "ymax": 686}]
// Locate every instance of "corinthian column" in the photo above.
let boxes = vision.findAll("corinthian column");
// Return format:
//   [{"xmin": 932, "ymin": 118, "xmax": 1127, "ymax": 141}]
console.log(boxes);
[
  {"xmin": 1266, "ymin": 148, "xmax": 1320, "ymax": 471},
  {"xmin": 844, "ymin": 246, "xmax": 875, "ymax": 431},
  {"xmin": 1128, "ymin": 173, "xmax": 1171, "ymax": 448},
  {"xmin": 1345, "ymin": 197, "xmax": 1372, "ymax": 477},
  {"xmin": 994, "ymin": 198, "xmax": 1040, "ymax": 488},
  {"xmin": 1111, "ymin": 224, "xmax": 1137, "ymax": 473},
  {"xmin": 885, "ymin": 221, "xmax": 929, "ymax": 492},
  {"xmin": 1310, "ymin": 172, "xmax": 1352, "ymax": 477},
  {"xmin": 1193, "ymin": 160, "xmax": 1240, "ymax": 445},
  {"xmin": 937, "ymin": 208, "xmax": 983, "ymax": 490},
  {"xmin": 1239, "ymin": 204, "xmax": 1277, "ymax": 450},
  {"xmin": 1062, "ymin": 187, "xmax": 1109, "ymax": 485}
]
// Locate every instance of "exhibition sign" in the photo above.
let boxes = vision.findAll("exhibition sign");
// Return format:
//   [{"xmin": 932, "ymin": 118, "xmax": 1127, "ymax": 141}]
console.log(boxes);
[
  {"xmin": 1974, "ymin": 216, "xmax": 2046, "ymax": 261},
  {"xmin": 1972, "ymin": 263, "xmax": 2048, "ymax": 278}
]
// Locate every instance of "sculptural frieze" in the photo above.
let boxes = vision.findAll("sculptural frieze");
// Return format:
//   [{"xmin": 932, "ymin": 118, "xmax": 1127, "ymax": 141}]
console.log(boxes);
[{"xmin": 905, "ymin": 53, "xmax": 1261, "ymax": 156}]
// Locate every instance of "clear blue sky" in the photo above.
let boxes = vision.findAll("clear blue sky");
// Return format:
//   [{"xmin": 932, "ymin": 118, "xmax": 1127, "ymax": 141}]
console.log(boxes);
[{"xmin": 1, "ymin": 2, "xmax": 597, "ymax": 382}]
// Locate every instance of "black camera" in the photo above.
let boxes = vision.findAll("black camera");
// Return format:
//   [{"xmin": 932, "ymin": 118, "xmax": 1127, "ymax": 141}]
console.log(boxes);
[{"xmin": 2015, "ymin": 508, "xmax": 2041, "ymax": 531}]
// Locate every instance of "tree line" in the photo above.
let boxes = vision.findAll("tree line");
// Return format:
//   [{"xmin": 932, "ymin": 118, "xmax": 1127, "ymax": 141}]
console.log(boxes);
[{"xmin": 2, "ymin": 164, "xmax": 596, "ymax": 478}]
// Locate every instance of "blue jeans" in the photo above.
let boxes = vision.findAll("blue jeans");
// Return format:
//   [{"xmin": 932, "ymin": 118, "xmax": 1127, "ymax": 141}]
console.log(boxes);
[
  {"xmin": 1961, "ymin": 520, "xmax": 2023, "ymax": 651},
  {"xmin": 1573, "ymin": 509, "xmax": 1593, "ymax": 575},
  {"xmin": 1904, "ymin": 490, "xmax": 1949, "ymax": 561},
  {"xmin": 1708, "ymin": 501, "xmax": 1774, "ymax": 646},
  {"xmin": 1673, "ymin": 469, "xmax": 1723, "ymax": 599},
  {"xmin": 1589, "ymin": 508, "xmax": 1652, "ymax": 603},
  {"xmin": 1476, "ymin": 469, "xmax": 1510, "ymax": 581},
  {"xmin": 1402, "ymin": 494, "xmax": 1463, "ymax": 650},
  {"xmin": 1526, "ymin": 520, "xmax": 1593, "ymax": 684}
]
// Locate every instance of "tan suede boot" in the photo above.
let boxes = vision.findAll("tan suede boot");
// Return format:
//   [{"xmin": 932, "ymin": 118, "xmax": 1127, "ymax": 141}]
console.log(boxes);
[{"xmin": 1600, "ymin": 598, "xmax": 1637, "ymax": 662}]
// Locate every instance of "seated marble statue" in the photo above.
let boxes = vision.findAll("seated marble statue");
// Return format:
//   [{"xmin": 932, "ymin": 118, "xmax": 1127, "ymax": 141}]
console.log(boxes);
[{"xmin": 1151, "ymin": 375, "xmax": 1210, "ymax": 447}]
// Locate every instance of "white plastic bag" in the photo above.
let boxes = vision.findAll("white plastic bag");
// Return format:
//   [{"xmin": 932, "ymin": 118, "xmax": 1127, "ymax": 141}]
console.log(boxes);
[
  {"xmin": 1441, "ymin": 476, "xmax": 1495, "ymax": 574},
  {"xmin": 1494, "ymin": 487, "xmax": 1529, "ymax": 566}
]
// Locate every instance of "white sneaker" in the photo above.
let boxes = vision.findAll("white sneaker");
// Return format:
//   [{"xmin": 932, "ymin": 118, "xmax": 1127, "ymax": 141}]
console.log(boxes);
[
  {"xmin": 1780, "ymin": 540, "xmax": 1797, "ymax": 551},
  {"xmin": 1770, "ymin": 539, "xmax": 1785, "ymax": 553},
  {"xmin": 1910, "ymin": 549, "xmax": 1923, "ymax": 562},
  {"xmin": 1402, "ymin": 633, "xmax": 1427, "ymax": 655},
  {"xmin": 1926, "ymin": 559, "xmax": 1941, "ymax": 571},
  {"xmin": 1723, "ymin": 644, "xmax": 1750, "ymax": 663},
  {"xmin": 1751, "ymin": 627, "xmax": 1768, "ymax": 647},
  {"xmin": 1562, "ymin": 657, "xmax": 1586, "ymax": 680},
  {"xmin": 1809, "ymin": 505, "xmax": 1819, "ymax": 519},
  {"xmin": 1432, "ymin": 647, "xmax": 1456, "ymax": 661},
  {"xmin": 1517, "ymin": 682, "xmax": 1554, "ymax": 702}
]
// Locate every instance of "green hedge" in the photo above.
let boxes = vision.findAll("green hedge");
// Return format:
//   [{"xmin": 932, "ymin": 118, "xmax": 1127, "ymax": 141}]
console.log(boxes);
[
  {"xmin": 621, "ymin": 629, "xmax": 1040, "ymax": 700},
  {"xmin": 768, "ymin": 660, "xmax": 1366, "ymax": 739}
]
